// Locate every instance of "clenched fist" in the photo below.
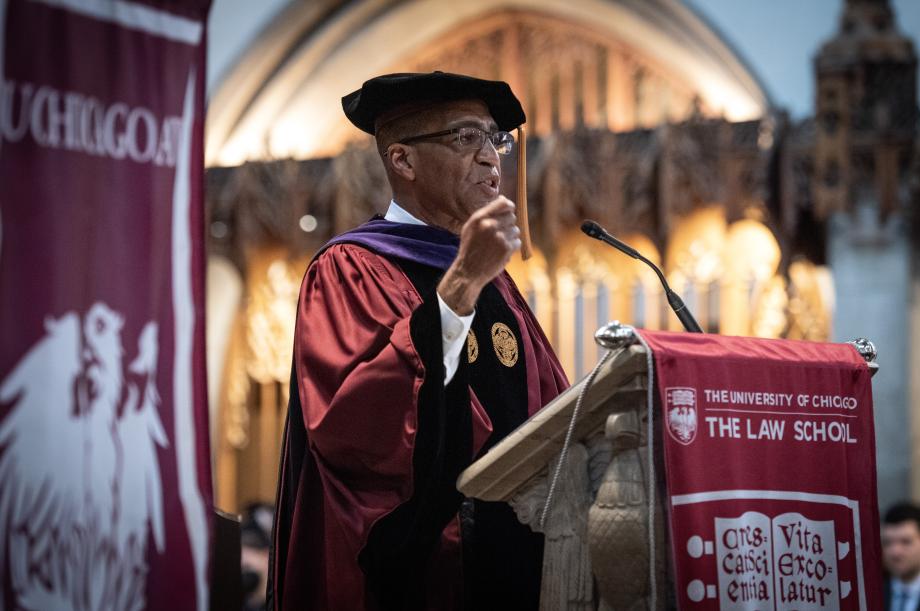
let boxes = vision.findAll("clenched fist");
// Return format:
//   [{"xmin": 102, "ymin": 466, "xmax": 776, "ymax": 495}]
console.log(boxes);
[{"xmin": 438, "ymin": 197, "xmax": 521, "ymax": 315}]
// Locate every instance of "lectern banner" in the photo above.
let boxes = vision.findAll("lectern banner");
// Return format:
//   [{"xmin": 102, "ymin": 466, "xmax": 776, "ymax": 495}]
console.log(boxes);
[
  {"xmin": 0, "ymin": 1, "xmax": 212, "ymax": 609},
  {"xmin": 638, "ymin": 330, "xmax": 882, "ymax": 611}
]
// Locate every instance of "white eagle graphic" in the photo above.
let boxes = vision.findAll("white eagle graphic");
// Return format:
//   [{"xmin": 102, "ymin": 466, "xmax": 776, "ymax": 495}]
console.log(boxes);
[
  {"xmin": 668, "ymin": 405, "xmax": 698, "ymax": 445},
  {"xmin": 0, "ymin": 302, "xmax": 167, "ymax": 611}
]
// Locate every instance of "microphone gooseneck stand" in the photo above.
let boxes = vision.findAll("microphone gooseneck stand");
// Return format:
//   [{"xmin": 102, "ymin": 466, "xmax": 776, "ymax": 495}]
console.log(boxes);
[{"xmin": 581, "ymin": 220, "xmax": 703, "ymax": 333}]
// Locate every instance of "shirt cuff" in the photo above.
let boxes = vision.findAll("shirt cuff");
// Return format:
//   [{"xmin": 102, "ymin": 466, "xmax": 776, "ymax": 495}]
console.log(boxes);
[{"xmin": 437, "ymin": 293, "xmax": 475, "ymax": 385}]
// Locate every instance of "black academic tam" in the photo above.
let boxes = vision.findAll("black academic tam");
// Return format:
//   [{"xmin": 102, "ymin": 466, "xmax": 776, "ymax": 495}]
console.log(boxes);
[{"xmin": 341, "ymin": 71, "xmax": 526, "ymax": 135}]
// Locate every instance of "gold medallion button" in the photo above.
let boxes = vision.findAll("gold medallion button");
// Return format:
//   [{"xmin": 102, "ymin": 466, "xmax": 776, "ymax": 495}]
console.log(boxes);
[
  {"xmin": 490, "ymin": 322, "xmax": 519, "ymax": 367},
  {"xmin": 467, "ymin": 330, "xmax": 479, "ymax": 363}
]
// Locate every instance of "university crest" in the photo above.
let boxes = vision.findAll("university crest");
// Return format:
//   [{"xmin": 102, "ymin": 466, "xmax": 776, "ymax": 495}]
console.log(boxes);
[{"xmin": 665, "ymin": 386, "xmax": 698, "ymax": 445}]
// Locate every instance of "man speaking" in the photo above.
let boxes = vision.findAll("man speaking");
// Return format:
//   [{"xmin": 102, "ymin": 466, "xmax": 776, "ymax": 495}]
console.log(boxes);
[{"xmin": 269, "ymin": 71, "xmax": 568, "ymax": 610}]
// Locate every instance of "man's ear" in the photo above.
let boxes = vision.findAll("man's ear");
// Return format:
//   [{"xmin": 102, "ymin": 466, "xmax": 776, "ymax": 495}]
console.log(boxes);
[{"xmin": 387, "ymin": 145, "xmax": 416, "ymax": 181}]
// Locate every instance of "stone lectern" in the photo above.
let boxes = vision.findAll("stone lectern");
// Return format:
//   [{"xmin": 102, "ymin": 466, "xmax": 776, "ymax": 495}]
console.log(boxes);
[
  {"xmin": 457, "ymin": 324, "xmax": 667, "ymax": 610},
  {"xmin": 456, "ymin": 324, "xmax": 879, "ymax": 610}
]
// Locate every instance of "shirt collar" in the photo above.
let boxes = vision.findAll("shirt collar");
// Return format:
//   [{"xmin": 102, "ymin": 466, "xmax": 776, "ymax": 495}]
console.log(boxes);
[
  {"xmin": 384, "ymin": 200, "xmax": 426, "ymax": 226},
  {"xmin": 894, "ymin": 573, "xmax": 920, "ymax": 594}
]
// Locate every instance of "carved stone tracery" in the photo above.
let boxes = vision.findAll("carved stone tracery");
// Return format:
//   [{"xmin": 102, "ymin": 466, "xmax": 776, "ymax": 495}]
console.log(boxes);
[{"xmin": 407, "ymin": 11, "xmax": 701, "ymax": 139}]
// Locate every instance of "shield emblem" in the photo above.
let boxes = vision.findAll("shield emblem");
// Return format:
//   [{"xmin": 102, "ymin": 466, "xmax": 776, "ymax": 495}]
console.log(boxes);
[{"xmin": 666, "ymin": 386, "xmax": 698, "ymax": 445}]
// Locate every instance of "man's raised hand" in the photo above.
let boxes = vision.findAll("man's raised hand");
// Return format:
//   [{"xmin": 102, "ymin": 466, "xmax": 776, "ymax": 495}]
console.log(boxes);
[{"xmin": 437, "ymin": 197, "xmax": 520, "ymax": 315}]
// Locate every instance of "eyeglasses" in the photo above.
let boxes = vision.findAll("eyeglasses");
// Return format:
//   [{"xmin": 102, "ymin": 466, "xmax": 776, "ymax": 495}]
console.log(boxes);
[{"xmin": 397, "ymin": 126, "xmax": 515, "ymax": 155}]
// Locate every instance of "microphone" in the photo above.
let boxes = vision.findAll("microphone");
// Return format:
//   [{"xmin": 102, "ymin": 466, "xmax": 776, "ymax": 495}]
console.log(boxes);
[{"xmin": 581, "ymin": 220, "xmax": 703, "ymax": 333}]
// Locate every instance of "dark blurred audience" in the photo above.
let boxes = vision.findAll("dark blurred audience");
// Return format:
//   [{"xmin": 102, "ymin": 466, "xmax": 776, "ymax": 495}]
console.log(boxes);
[
  {"xmin": 241, "ymin": 502, "xmax": 273, "ymax": 611},
  {"xmin": 883, "ymin": 501, "xmax": 920, "ymax": 611}
]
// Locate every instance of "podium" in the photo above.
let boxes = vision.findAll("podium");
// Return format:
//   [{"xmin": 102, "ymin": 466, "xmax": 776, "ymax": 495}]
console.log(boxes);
[{"xmin": 456, "ymin": 323, "xmax": 880, "ymax": 610}]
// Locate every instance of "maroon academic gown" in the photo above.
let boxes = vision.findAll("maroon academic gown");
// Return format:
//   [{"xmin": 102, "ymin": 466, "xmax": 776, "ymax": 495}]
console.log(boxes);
[{"xmin": 270, "ymin": 221, "xmax": 568, "ymax": 610}]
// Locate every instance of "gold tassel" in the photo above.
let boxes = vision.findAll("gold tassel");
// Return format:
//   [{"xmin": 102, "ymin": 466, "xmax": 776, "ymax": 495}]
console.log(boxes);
[{"xmin": 516, "ymin": 125, "xmax": 533, "ymax": 260}]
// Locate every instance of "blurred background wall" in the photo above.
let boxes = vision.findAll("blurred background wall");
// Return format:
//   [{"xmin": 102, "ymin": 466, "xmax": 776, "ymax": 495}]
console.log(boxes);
[{"xmin": 200, "ymin": 0, "xmax": 919, "ymax": 516}]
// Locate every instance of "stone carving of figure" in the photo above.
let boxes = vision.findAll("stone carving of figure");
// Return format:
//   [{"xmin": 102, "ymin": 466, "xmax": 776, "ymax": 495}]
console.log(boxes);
[
  {"xmin": 510, "ymin": 442, "xmax": 594, "ymax": 610},
  {"xmin": 588, "ymin": 409, "xmax": 667, "ymax": 610}
]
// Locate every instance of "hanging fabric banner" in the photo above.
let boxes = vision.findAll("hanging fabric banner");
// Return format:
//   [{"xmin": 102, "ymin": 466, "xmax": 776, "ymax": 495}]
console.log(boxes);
[
  {"xmin": 638, "ymin": 330, "xmax": 882, "ymax": 610},
  {"xmin": 0, "ymin": 0, "xmax": 212, "ymax": 608}
]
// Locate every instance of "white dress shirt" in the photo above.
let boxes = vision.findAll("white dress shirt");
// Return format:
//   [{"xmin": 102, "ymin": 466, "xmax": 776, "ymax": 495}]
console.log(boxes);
[
  {"xmin": 384, "ymin": 201, "xmax": 474, "ymax": 385},
  {"xmin": 891, "ymin": 573, "xmax": 920, "ymax": 611}
]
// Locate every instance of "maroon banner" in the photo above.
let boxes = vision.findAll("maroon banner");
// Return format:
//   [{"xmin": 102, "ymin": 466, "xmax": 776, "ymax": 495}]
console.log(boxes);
[
  {"xmin": 0, "ymin": 0, "xmax": 212, "ymax": 609},
  {"xmin": 638, "ymin": 330, "xmax": 882, "ymax": 610}
]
